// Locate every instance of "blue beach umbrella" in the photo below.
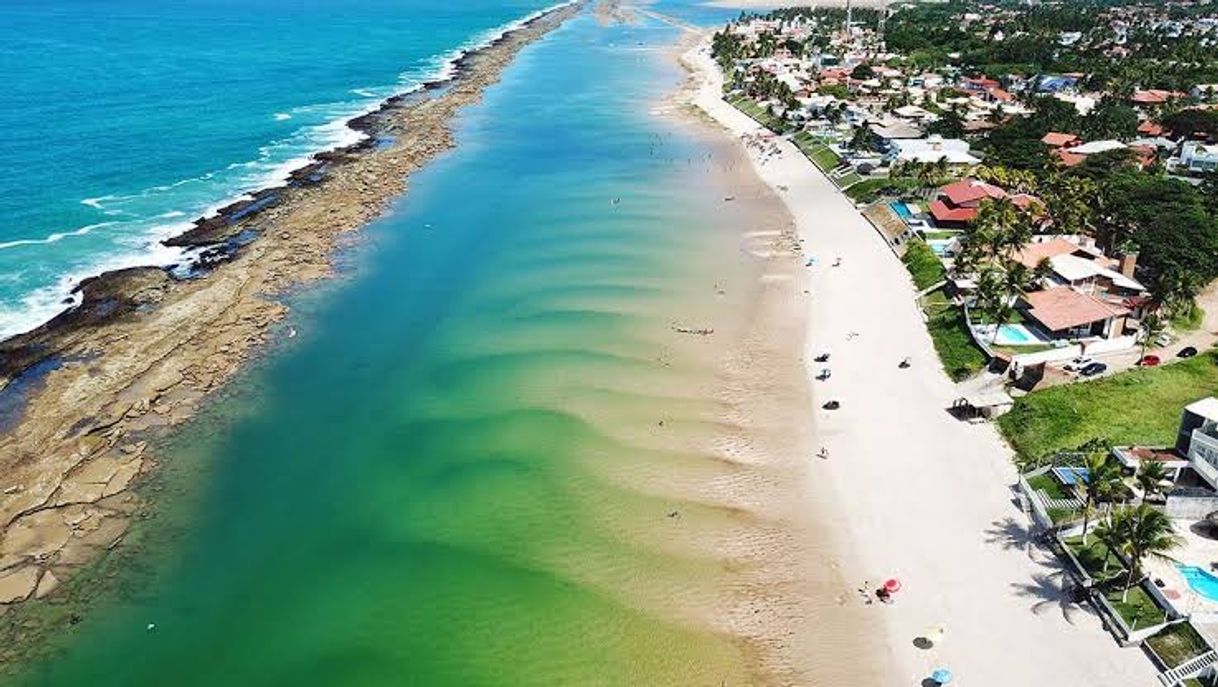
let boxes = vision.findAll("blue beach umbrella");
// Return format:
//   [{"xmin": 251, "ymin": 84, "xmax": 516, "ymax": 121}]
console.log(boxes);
[{"xmin": 931, "ymin": 667, "xmax": 953, "ymax": 684}]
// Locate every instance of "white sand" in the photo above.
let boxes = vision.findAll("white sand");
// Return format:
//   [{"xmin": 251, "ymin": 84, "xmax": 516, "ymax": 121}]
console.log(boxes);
[{"xmin": 684, "ymin": 40, "xmax": 1159, "ymax": 686}]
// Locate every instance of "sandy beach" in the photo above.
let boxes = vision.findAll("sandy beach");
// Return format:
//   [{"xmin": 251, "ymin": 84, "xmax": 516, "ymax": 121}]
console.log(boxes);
[{"xmin": 682, "ymin": 36, "xmax": 1160, "ymax": 686}]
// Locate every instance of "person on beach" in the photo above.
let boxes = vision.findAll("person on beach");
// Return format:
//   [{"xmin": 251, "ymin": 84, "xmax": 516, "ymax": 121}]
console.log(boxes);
[{"xmin": 817, "ymin": 446, "xmax": 829, "ymax": 459}]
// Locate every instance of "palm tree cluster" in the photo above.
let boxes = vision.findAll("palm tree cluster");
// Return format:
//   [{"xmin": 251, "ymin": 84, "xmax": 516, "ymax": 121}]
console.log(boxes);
[
  {"xmin": 1093, "ymin": 504, "xmax": 1182, "ymax": 602},
  {"xmin": 954, "ymin": 197, "xmax": 1036, "ymax": 342},
  {"xmin": 1075, "ymin": 453, "xmax": 1182, "ymax": 602}
]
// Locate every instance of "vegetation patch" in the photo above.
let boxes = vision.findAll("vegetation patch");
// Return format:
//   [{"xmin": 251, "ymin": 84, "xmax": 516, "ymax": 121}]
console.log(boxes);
[
  {"xmin": 902, "ymin": 240, "xmax": 946, "ymax": 291},
  {"xmin": 922, "ymin": 290, "xmax": 988, "ymax": 381},
  {"xmin": 1146, "ymin": 622, "xmax": 1211, "ymax": 668},
  {"xmin": 997, "ymin": 351, "xmax": 1218, "ymax": 462}
]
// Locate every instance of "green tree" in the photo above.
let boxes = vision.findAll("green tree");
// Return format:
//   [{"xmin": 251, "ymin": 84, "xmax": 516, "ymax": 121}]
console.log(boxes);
[
  {"xmin": 1079, "ymin": 452, "xmax": 1124, "ymax": 545},
  {"xmin": 1135, "ymin": 461, "xmax": 1169, "ymax": 504},
  {"xmin": 1106, "ymin": 505, "xmax": 1182, "ymax": 602}
]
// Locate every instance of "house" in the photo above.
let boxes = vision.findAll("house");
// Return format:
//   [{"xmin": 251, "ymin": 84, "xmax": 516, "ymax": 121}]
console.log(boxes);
[
  {"xmin": 1131, "ymin": 89, "xmax": 1185, "ymax": 106},
  {"xmin": 1174, "ymin": 398, "xmax": 1218, "ymax": 491},
  {"xmin": 928, "ymin": 179, "xmax": 1006, "ymax": 227},
  {"xmin": 1037, "ymin": 75, "xmax": 1079, "ymax": 94},
  {"xmin": 1014, "ymin": 236, "xmax": 1149, "ymax": 313},
  {"xmin": 1181, "ymin": 141, "xmax": 1218, "ymax": 173},
  {"xmin": 1192, "ymin": 84, "xmax": 1218, "ymax": 102},
  {"xmin": 928, "ymin": 179, "xmax": 1040, "ymax": 228},
  {"xmin": 1137, "ymin": 120, "xmax": 1166, "ymax": 137},
  {"xmin": 1018, "ymin": 286, "xmax": 1131, "ymax": 340},
  {"xmin": 1041, "ymin": 132, "xmax": 1081, "ymax": 148},
  {"xmin": 891, "ymin": 135, "xmax": 980, "ymax": 166}
]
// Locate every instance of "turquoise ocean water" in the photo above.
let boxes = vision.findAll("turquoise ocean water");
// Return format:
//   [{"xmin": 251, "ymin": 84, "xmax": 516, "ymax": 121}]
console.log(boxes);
[
  {"xmin": 0, "ymin": 0, "xmax": 560, "ymax": 339},
  {"xmin": 5, "ymin": 2, "xmax": 768, "ymax": 685}
]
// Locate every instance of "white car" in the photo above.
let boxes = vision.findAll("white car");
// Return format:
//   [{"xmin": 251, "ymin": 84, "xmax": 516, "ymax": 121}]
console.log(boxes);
[{"xmin": 1063, "ymin": 356, "xmax": 1097, "ymax": 372}]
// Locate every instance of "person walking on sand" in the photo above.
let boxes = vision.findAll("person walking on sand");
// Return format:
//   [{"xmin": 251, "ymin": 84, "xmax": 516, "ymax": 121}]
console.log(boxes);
[{"xmin": 817, "ymin": 446, "xmax": 829, "ymax": 459}]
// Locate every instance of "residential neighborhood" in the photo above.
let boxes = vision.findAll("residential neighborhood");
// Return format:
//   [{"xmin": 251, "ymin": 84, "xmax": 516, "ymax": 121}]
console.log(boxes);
[{"xmin": 712, "ymin": 2, "xmax": 1218, "ymax": 684}]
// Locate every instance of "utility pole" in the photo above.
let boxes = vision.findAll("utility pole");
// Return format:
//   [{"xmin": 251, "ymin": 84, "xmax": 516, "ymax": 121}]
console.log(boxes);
[{"xmin": 845, "ymin": 0, "xmax": 853, "ymax": 38}]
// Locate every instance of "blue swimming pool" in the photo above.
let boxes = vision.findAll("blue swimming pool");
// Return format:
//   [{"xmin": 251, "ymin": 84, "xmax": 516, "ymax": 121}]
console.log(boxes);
[
  {"xmin": 998, "ymin": 324, "xmax": 1033, "ymax": 343},
  {"xmin": 890, "ymin": 201, "xmax": 913, "ymax": 220},
  {"xmin": 1051, "ymin": 466, "xmax": 1090, "ymax": 486},
  {"xmin": 1177, "ymin": 564, "xmax": 1218, "ymax": 602}
]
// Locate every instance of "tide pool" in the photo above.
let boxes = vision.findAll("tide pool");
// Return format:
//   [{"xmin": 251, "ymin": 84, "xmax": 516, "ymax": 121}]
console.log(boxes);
[{"xmin": 11, "ymin": 6, "xmax": 769, "ymax": 686}]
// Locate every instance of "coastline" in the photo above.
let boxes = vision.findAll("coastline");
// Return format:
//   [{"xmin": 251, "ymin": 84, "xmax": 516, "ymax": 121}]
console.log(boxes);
[
  {"xmin": 681, "ymin": 32, "xmax": 1159, "ymax": 687},
  {"xmin": 0, "ymin": 1, "xmax": 580, "ymax": 627},
  {"xmin": 653, "ymin": 22, "xmax": 899, "ymax": 685}
]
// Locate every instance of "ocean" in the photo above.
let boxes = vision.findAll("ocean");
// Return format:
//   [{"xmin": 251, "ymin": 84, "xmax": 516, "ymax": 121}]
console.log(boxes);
[
  {"xmin": 5, "ymin": 2, "xmax": 774, "ymax": 685},
  {"xmin": 0, "ymin": 0, "xmax": 562, "ymax": 340}
]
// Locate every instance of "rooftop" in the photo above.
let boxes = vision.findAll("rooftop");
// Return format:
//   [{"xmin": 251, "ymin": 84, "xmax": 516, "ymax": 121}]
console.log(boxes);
[{"xmin": 1023, "ymin": 286, "xmax": 1131, "ymax": 331}]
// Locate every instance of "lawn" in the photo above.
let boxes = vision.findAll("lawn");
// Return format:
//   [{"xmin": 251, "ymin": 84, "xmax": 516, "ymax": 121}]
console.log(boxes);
[
  {"xmin": 922, "ymin": 290, "xmax": 989, "ymax": 381},
  {"xmin": 902, "ymin": 240, "xmax": 946, "ymax": 291},
  {"xmin": 1146, "ymin": 621, "xmax": 1211, "ymax": 668},
  {"xmin": 844, "ymin": 177, "xmax": 923, "ymax": 204},
  {"xmin": 1105, "ymin": 583, "xmax": 1169, "ymax": 631},
  {"xmin": 1062, "ymin": 537, "xmax": 1169, "ymax": 630},
  {"xmin": 997, "ymin": 351, "xmax": 1218, "ymax": 462},
  {"xmin": 727, "ymin": 95, "xmax": 785, "ymax": 131},
  {"xmin": 1026, "ymin": 472, "xmax": 1074, "ymax": 500},
  {"xmin": 1063, "ymin": 536, "xmax": 1125, "ymax": 581}
]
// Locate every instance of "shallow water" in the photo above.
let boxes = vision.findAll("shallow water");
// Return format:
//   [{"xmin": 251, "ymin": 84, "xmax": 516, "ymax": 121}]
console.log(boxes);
[{"xmin": 15, "ymin": 6, "xmax": 777, "ymax": 686}]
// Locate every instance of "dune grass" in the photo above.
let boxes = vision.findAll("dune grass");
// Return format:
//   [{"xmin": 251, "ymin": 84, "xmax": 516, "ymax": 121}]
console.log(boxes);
[
  {"xmin": 902, "ymin": 240, "xmax": 946, "ymax": 291},
  {"xmin": 997, "ymin": 351, "xmax": 1218, "ymax": 462},
  {"xmin": 922, "ymin": 290, "xmax": 988, "ymax": 382}
]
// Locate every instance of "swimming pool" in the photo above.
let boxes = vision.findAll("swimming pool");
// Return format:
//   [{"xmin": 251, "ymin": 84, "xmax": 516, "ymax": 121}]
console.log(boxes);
[
  {"xmin": 998, "ymin": 324, "xmax": 1034, "ymax": 343},
  {"xmin": 975, "ymin": 323, "xmax": 1044, "ymax": 346},
  {"xmin": 889, "ymin": 201, "xmax": 913, "ymax": 220},
  {"xmin": 1177, "ymin": 564, "xmax": 1218, "ymax": 602}
]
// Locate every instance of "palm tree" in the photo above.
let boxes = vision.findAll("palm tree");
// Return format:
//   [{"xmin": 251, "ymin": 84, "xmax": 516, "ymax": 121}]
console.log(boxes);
[
  {"xmin": 1139, "ymin": 314, "xmax": 1164, "ymax": 361},
  {"xmin": 1080, "ymin": 452, "xmax": 1124, "ymax": 545},
  {"xmin": 1136, "ymin": 461, "xmax": 1170, "ymax": 504},
  {"xmin": 1108, "ymin": 505, "xmax": 1183, "ymax": 603}
]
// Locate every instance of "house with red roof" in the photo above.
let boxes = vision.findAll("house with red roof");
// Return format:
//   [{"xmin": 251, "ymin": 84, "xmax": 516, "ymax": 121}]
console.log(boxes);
[
  {"xmin": 1131, "ymin": 89, "xmax": 1186, "ymax": 106},
  {"xmin": 1137, "ymin": 120, "xmax": 1166, "ymax": 137},
  {"xmin": 1041, "ymin": 132, "xmax": 1081, "ymax": 148},
  {"xmin": 1018, "ymin": 287, "xmax": 1132, "ymax": 340},
  {"xmin": 928, "ymin": 179, "xmax": 1041, "ymax": 228}
]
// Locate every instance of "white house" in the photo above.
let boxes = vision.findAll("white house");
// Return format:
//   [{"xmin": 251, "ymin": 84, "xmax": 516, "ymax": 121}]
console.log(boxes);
[
  {"xmin": 1180, "ymin": 141, "xmax": 1218, "ymax": 173},
  {"xmin": 891, "ymin": 135, "xmax": 980, "ymax": 165}
]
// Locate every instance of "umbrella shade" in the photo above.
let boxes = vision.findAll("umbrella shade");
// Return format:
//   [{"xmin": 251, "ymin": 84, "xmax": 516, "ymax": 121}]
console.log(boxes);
[
  {"xmin": 931, "ymin": 668, "xmax": 953, "ymax": 684},
  {"xmin": 884, "ymin": 578, "xmax": 902, "ymax": 593}
]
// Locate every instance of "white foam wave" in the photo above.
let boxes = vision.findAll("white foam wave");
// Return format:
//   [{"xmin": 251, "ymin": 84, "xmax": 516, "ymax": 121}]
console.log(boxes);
[
  {"xmin": 0, "ymin": 222, "xmax": 116, "ymax": 251},
  {"xmin": 1, "ymin": 1, "xmax": 576, "ymax": 342}
]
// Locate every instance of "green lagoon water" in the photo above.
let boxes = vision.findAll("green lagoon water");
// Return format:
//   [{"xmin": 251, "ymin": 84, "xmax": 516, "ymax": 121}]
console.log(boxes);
[{"xmin": 14, "ymin": 7, "xmax": 767, "ymax": 686}]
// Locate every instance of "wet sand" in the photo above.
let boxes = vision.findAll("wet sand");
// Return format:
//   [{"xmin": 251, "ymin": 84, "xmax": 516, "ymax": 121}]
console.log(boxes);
[{"xmin": 0, "ymin": 3, "xmax": 580, "ymax": 619}]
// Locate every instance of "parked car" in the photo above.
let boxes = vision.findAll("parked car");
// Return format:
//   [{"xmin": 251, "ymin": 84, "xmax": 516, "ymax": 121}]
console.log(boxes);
[
  {"xmin": 1138, "ymin": 354, "xmax": 1161, "ymax": 367},
  {"xmin": 1063, "ymin": 356, "xmax": 1097, "ymax": 372},
  {"xmin": 1155, "ymin": 332, "xmax": 1174, "ymax": 347},
  {"xmin": 1178, "ymin": 346, "xmax": 1199, "ymax": 358},
  {"xmin": 1079, "ymin": 362, "xmax": 1108, "ymax": 377}
]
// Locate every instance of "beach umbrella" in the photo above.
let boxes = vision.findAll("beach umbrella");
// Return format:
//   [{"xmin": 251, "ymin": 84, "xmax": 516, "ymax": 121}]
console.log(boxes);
[
  {"xmin": 931, "ymin": 667, "xmax": 953, "ymax": 684},
  {"xmin": 925, "ymin": 625, "xmax": 945, "ymax": 645},
  {"xmin": 884, "ymin": 578, "xmax": 902, "ymax": 593}
]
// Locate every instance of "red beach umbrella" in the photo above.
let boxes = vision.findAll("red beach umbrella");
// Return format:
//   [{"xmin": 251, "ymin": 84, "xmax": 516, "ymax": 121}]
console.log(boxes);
[{"xmin": 884, "ymin": 578, "xmax": 902, "ymax": 593}]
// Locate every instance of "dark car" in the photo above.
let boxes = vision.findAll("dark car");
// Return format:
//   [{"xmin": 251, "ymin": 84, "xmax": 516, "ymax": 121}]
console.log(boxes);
[
  {"xmin": 1079, "ymin": 362, "xmax": 1108, "ymax": 377},
  {"xmin": 1178, "ymin": 346, "xmax": 1199, "ymax": 358}
]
